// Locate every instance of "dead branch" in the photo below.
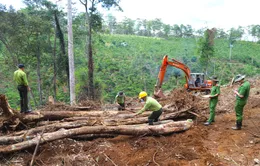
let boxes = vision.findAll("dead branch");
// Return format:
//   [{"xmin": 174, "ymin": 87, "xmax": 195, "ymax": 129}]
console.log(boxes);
[
  {"xmin": 30, "ymin": 128, "xmax": 45, "ymax": 166},
  {"xmin": 104, "ymin": 153, "xmax": 118, "ymax": 166}
]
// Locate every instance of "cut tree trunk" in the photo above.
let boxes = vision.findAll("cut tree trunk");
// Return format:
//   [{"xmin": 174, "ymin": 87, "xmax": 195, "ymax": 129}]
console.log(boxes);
[
  {"xmin": 104, "ymin": 107, "xmax": 194, "ymax": 125},
  {"xmin": 0, "ymin": 120, "xmax": 99, "ymax": 144},
  {"xmin": 0, "ymin": 120, "xmax": 193, "ymax": 154},
  {"xmin": 0, "ymin": 94, "xmax": 15, "ymax": 117},
  {"xmin": 0, "ymin": 107, "xmax": 194, "ymax": 145}
]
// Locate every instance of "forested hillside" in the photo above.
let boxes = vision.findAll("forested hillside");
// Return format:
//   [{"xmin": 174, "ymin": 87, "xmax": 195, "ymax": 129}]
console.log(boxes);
[
  {"xmin": 0, "ymin": 1, "xmax": 260, "ymax": 109},
  {"xmin": 80, "ymin": 35, "xmax": 260, "ymax": 101}
]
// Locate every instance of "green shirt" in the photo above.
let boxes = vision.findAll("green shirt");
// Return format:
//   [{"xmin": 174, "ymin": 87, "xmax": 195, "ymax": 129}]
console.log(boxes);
[
  {"xmin": 115, "ymin": 95, "xmax": 125, "ymax": 104},
  {"xmin": 210, "ymin": 85, "xmax": 220, "ymax": 100},
  {"xmin": 236, "ymin": 81, "xmax": 250, "ymax": 102},
  {"xmin": 138, "ymin": 97, "xmax": 162, "ymax": 114},
  {"xmin": 13, "ymin": 69, "xmax": 29, "ymax": 86}
]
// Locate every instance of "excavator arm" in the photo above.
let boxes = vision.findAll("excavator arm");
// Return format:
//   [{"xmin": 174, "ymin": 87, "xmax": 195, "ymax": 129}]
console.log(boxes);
[{"xmin": 154, "ymin": 55, "xmax": 191, "ymax": 98}]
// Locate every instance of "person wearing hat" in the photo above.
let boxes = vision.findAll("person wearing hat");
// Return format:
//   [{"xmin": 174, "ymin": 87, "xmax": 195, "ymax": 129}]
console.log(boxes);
[
  {"xmin": 13, "ymin": 64, "xmax": 31, "ymax": 113},
  {"xmin": 232, "ymin": 74, "xmax": 250, "ymax": 130},
  {"xmin": 115, "ymin": 91, "xmax": 126, "ymax": 110},
  {"xmin": 204, "ymin": 76, "xmax": 220, "ymax": 126},
  {"xmin": 135, "ymin": 91, "xmax": 163, "ymax": 125}
]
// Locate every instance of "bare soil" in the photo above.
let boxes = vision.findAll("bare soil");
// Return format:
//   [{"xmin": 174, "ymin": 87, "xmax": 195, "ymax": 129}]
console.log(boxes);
[{"xmin": 1, "ymin": 80, "xmax": 260, "ymax": 166}]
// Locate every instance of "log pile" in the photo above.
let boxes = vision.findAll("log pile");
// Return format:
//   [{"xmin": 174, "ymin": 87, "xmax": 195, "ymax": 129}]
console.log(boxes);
[{"xmin": 0, "ymin": 94, "xmax": 197, "ymax": 154}]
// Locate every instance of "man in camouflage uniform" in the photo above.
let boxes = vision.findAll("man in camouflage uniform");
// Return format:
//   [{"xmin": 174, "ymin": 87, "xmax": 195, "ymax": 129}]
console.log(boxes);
[
  {"xmin": 204, "ymin": 76, "xmax": 220, "ymax": 126},
  {"xmin": 232, "ymin": 74, "xmax": 250, "ymax": 130}
]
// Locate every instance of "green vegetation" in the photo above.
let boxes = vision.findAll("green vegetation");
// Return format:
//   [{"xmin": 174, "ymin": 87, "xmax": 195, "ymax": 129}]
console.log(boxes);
[{"xmin": 0, "ymin": 1, "xmax": 260, "ymax": 109}]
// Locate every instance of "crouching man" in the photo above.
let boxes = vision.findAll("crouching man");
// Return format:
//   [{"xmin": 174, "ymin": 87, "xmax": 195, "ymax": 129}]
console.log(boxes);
[{"xmin": 135, "ymin": 91, "xmax": 163, "ymax": 125}]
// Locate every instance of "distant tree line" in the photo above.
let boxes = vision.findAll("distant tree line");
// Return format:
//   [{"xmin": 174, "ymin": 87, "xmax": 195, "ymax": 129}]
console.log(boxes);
[{"xmin": 101, "ymin": 14, "xmax": 260, "ymax": 43}]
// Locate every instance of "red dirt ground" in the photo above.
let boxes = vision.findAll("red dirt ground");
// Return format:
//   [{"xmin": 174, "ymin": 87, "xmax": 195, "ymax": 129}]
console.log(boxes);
[{"xmin": 1, "ymin": 80, "xmax": 260, "ymax": 166}]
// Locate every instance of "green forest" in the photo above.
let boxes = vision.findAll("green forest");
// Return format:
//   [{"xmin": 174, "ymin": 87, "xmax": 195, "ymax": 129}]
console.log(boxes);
[{"xmin": 0, "ymin": 0, "xmax": 260, "ymax": 110}]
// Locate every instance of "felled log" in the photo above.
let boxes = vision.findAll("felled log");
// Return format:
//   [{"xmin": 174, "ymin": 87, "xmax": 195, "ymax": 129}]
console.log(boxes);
[
  {"xmin": 19, "ymin": 110, "xmax": 139, "ymax": 122},
  {"xmin": 0, "ymin": 119, "xmax": 99, "ymax": 144},
  {"xmin": 0, "ymin": 120, "xmax": 193, "ymax": 153},
  {"xmin": 0, "ymin": 107, "xmax": 194, "ymax": 145},
  {"xmin": 104, "ymin": 107, "xmax": 194, "ymax": 125}
]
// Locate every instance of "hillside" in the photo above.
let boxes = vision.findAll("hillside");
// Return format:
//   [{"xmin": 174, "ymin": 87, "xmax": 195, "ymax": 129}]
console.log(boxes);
[
  {"xmin": 1, "ymin": 34, "xmax": 260, "ymax": 108},
  {"xmin": 77, "ymin": 34, "xmax": 260, "ymax": 101}
]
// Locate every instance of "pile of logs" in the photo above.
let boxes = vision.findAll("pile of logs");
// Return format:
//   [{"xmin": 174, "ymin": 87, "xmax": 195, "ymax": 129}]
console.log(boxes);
[{"xmin": 0, "ymin": 94, "xmax": 196, "ymax": 154}]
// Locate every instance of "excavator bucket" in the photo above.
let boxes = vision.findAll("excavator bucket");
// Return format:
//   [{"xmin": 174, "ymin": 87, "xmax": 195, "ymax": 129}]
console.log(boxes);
[{"xmin": 153, "ymin": 87, "xmax": 166, "ymax": 98}]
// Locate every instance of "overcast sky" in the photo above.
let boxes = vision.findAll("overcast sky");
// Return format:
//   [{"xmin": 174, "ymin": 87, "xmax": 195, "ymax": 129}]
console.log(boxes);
[{"xmin": 1, "ymin": 0, "xmax": 260, "ymax": 30}]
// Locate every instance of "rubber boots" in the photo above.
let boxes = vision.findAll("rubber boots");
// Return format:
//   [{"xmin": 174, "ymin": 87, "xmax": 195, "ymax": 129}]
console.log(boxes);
[{"xmin": 232, "ymin": 121, "xmax": 242, "ymax": 130}]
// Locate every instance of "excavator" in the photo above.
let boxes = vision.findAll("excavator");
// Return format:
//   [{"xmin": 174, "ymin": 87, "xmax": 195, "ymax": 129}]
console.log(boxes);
[{"xmin": 154, "ymin": 55, "xmax": 212, "ymax": 98}]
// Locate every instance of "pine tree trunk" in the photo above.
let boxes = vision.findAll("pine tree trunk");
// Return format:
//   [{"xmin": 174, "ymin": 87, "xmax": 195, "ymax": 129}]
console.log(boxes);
[{"xmin": 67, "ymin": 0, "xmax": 76, "ymax": 105}]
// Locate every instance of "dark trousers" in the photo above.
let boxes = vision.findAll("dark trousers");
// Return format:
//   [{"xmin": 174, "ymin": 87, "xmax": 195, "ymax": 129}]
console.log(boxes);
[
  {"xmin": 148, "ymin": 108, "xmax": 162, "ymax": 125},
  {"xmin": 17, "ymin": 85, "xmax": 29, "ymax": 113},
  {"xmin": 118, "ymin": 103, "xmax": 125, "ymax": 110}
]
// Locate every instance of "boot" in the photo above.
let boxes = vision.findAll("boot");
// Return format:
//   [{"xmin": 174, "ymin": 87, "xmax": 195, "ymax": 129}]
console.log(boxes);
[
  {"xmin": 204, "ymin": 121, "xmax": 211, "ymax": 126},
  {"xmin": 232, "ymin": 121, "xmax": 242, "ymax": 130},
  {"xmin": 148, "ymin": 119, "xmax": 154, "ymax": 125}
]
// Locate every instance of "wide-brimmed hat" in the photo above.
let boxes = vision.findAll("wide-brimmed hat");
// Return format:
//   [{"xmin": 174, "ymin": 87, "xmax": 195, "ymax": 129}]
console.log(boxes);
[
  {"xmin": 210, "ymin": 76, "xmax": 219, "ymax": 82},
  {"xmin": 234, "ymin": 74, "xmax": 246, "ymax": 83}
]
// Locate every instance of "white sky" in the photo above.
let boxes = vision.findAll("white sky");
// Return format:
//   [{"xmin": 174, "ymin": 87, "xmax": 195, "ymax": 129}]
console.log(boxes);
[{"xmin": 1, "ymin": 0, "xmax": 260, "ymax": 30}]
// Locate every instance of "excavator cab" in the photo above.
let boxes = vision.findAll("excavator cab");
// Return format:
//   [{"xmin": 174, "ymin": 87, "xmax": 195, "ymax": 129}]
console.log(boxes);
[{"xmin": 189, "ymin": 73, "xmax": 209, "ymax": 88}]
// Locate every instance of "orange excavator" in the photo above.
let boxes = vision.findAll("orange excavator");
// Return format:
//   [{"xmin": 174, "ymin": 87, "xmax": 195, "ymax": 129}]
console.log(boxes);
[{"xmin": 154, "ymin": 55, "xmax": 212, "ymax": 98}]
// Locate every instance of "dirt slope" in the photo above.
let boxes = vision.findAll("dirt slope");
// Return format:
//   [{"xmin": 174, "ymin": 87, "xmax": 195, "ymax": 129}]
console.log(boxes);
[{"xmin": 1, "ymin": 79, "xmax": 260, "ymax": 166}]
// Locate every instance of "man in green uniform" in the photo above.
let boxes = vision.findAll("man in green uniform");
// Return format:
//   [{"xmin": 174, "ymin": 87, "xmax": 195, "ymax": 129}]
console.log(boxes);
[
  {"xmin": 13, "ymin": 64, "xmax": 31, "ymax": 113},
  {"xmin": 115, "ymin": 91, "xmax": 126, "ymax": 110},
  {"xmin": 232, "ymin": 74, "xmax": 250, "ymax": 130},
  {"xmin": 204, "ymin": 76, "xmax": 220, "ymax": 126},
  {"xmin": 135, "ymin": 91, "xmax": 163, "ymax": 125}
]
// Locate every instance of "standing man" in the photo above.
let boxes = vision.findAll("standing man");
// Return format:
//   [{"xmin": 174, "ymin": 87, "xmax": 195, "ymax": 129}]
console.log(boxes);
[
  {"xmin": 115, "ymin": 91, "xmax": 126, "ymax": 110},
  {"xmin": 14, "ymin": 64, "xmax": 31, "ymax": 113},
  {"xmin": 204, "ymin": 76, "xmax": 220, "ymax": 126},
  {"xmin": 135, "ymin": 91, "xmax": 163, "ymax": 125},
  {"xmin": 232, "ymin": 74, "xmax": 250, "ymax": 130}
]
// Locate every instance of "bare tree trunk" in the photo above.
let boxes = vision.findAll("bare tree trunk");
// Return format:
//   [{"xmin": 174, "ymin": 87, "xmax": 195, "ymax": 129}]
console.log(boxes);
[
  {"xmin": 54, "ymin": 11, "xmax": 69, "ymax": 88},
  {"xmin": 67, "ymin": 0, "xmax": 76, "ymax": 105},
  {"xmin": 36, "ymin": 34, "xmax": 42, "ymax": 105},
  {"xmin": 52, "ymin": 21, "xmax": 57, "ymax": 101},
  {"xmin": 82, "ymin": 0, "xmax": 94, "ymax": 100}
]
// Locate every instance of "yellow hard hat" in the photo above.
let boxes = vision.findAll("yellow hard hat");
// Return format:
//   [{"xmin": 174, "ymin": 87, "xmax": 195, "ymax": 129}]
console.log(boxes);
[{"xmin": 139, "ymin": 91, "xmax": 147, "ymax": 99}]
